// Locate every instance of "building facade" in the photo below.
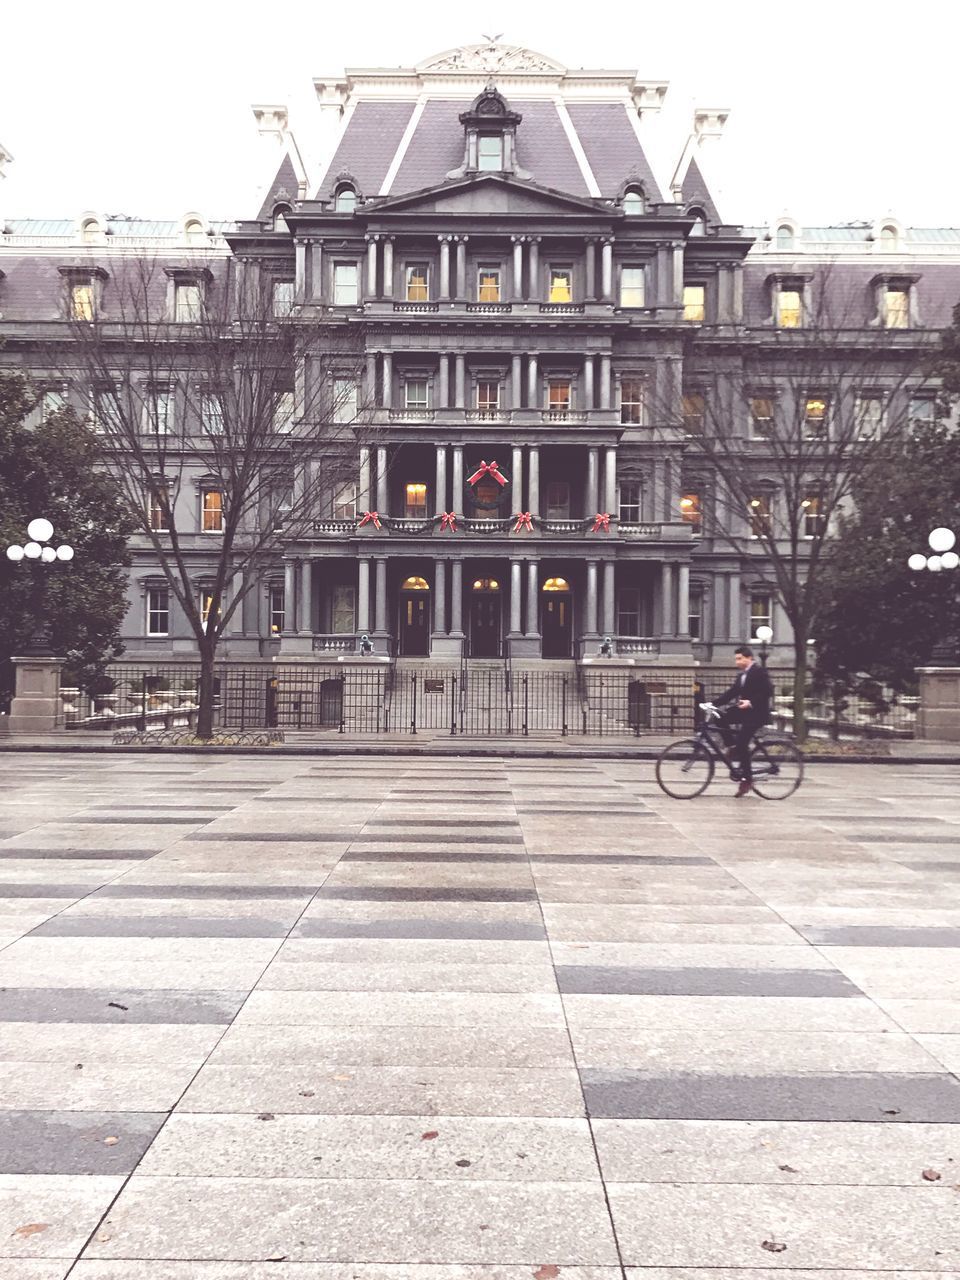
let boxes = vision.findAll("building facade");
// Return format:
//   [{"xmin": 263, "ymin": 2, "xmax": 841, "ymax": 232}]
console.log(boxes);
[{"xmin": 1, "ymin": 41, "xmax": 958, "ymax": 677}]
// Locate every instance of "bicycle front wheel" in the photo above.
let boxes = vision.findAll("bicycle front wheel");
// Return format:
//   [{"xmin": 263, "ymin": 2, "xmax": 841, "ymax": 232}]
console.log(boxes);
[
  {"xmin": 749, "ymin": 737, "xmax": 803, "ymax": 799},
  {"xmin": 655, "ymin": 739, "xmax": 715, "ymax": 799}
]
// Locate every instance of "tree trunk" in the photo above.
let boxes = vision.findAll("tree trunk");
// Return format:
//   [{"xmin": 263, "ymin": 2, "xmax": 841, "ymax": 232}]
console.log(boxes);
[
  {"xmin": 196, "ymin": 644, "xmax": 217, "ymax": 740},
  {"xmin": 792, "ymin": 650, "xmax": 808, "ymax": 742}
]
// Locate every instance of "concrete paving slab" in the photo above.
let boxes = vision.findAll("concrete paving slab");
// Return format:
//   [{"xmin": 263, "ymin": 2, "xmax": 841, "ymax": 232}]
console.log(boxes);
[
  {"xmin": 0, "ymin": 1111, "xmax": 165, "ymax": 1173},
  {"xmin": 233, "ymin": 990, "xmax": 566, "ymax": 1027},
  {"xmin": 0, "ymin": 1174, "xmax": 123, "ymax": 1259},
  {"xmin": 562, "ymin": 994, "xmax": 897, "ymax": 1032},
  {"xmin": 0, "ymin": 1023, "xmax": 224, "ymax": 1063},
  {"xmin": 255, "ymin": 961, "xmax": 559, "ymax": 993}
]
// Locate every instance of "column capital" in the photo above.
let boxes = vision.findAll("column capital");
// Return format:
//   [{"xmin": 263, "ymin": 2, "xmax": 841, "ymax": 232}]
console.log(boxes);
[
  {"xmin": 602, "ymin": 236, "xmax": 615, "ymax": 246},
  {"xmin": 437, "ymin": 234, "xmax": 453, "ymax": 243},
  {"xmin": 365, "ymin": 233, "xmax": 381, "ymax": 243},
  {"xmin": 511, "ymin": 234, "xmax": 527, "ymax": 243}
]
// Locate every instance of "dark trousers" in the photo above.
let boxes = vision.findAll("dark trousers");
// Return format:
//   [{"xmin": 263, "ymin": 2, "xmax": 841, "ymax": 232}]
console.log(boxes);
[{"xmin": 719, "ymin": 712, "xmax": 763, "ymax": 780}]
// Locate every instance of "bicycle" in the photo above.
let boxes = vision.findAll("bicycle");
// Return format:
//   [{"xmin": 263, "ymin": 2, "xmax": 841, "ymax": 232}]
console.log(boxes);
[{"xmin": 655, "ymin": 702, "xmax": 804, "ymax": 800}]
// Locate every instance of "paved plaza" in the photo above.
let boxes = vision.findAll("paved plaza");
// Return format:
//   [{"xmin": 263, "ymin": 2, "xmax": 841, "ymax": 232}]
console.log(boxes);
[{"xmin": 0, "ymin": 751, "xmax": 958, "ymax": 1277}]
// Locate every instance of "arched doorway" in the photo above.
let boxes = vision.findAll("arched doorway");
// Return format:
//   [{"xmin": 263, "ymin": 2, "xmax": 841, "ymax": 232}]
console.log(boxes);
[
  {"xmin": 541, "ymin": 576, "xmax": 573, "ymax": 658},
  {"xmin": 398, "ymin": 575, "xmax": 430, "ymax": 656},
  {"xmin": 469, "ymin": 576, "xmax": 502, "ymax": 658}
]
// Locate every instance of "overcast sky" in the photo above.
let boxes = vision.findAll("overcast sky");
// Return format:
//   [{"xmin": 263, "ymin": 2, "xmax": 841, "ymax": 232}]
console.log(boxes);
[{"xmin": 2, "ymin": 0, "xmax": 958, "ymax": 228}]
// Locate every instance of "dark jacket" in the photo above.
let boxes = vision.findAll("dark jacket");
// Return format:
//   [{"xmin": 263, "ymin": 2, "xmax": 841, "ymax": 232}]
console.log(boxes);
[{"xmin": 716, "ymin": 662, "xmax": 773, "ymax": 725}]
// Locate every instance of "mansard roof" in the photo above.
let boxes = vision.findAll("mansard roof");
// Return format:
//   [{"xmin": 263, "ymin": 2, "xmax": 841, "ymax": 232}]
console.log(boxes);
[
  {"xmin": 681, "ymin": 156, "xmax": 721, "ymax": 223},
  {"xmin": 255, "ymin": 153, "xmax": 301, "ymax": 222}
]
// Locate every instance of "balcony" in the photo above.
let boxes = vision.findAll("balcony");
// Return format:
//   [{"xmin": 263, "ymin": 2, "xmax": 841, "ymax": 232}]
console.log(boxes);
[
  {"xmin": 465, "ymin": 302, "xmax": 513, "ymax": 314},
  {"xmin": 539, "ymin": 303, "xmax": 585, "ymax": 315},
  {"xmin": 464, "ymin": 409, "xmax": 513, "ymax": 422},
  {"xmin": 393, "ymin": 302, "xmax": 439, "ymax": 314},
  {"xmin": 312, "ymin": 519, "xmax": 356, "ymax": 535},
  {"xmin": 388, "ymin": 409, "xmax": 436, "ymax": 422},
  {"xmin": 540, "ymin": 410, "xmax": 587, "ymax": 424}
]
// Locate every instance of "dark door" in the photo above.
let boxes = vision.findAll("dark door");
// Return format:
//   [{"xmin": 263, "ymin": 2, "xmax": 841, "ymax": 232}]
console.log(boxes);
[
  {"xmin": 399, "ymin": 592, "xmax": 430, "ymax": 656},
  {"xmin": 470, "ymin": 594, "xmax": 502, "ymax": 657},
  {"xmin": 265, "ymin": 678, "xmax": 278, "ymax": 728},
  {"xmin": 541, "ymin": 593, "xmax": 573, "ymax": 658},
  {"xmin": 319, "ymin": 678, "xmax": 343, "ymax": 728}
]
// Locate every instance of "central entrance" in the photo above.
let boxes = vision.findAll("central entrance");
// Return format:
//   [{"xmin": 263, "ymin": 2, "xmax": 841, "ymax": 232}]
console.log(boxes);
[
  {"xmin": 469, "ymin": 576, "xmax": 502, "ymax": 658},
  {"xmin": 541, "ymin": 576, "xmax": 573, "ymax": 658},
  {"xmin": 398, "ymin": 576, "xmax": 430, "ymax": 656}
]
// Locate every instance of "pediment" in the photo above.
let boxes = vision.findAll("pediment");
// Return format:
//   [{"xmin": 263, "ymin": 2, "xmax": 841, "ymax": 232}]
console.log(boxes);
[{"xmin": 374, "ymin": 174, "xmax": 606, "ymax": 219}]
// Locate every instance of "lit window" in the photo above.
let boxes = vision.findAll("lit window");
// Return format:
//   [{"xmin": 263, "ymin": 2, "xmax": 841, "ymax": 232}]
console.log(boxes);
[
  {"xmin": 548, "ymin": 381, "xmax": 571, "ymax": 413},
  {"xmin": 199, "ymin": 590, "xmax": 220, "ymax": 630},
  {"xmin": 70, "ymin": 282, "xmax": 95, "ymax": 321},
  {"xmin": 750, "ymin": 593, "xmax": 773, "ymax": 638},
  {"xmin": 147, "ymin": 586, "xmax": 169, "ymax": 636},
  {"xmin": 623, "ymin": 188, "xmax": 644, "ymax": 216},
  {"xmin": 688, "ymin": 586, "xmax": 703, "ymax": 639},
  {"xmin": 146, "ymin": 391, "xmax": 173, "ymax": 435},
  {"xmin": 200, "ymin": 392, "xmax": 224, "ymax": 436},
  {"xmin": 857, "ymin": 396, "xmax": 884, "ymax": 438},
  {"xmin": 681, "ymin": 393, "xmax": 705, "ymax": 435},
  {"xmin": 804, "ymin": 397, "xmax": 828, "ymax": 439},
  {"xmin": 620, "ymin": 267, "xmax": 645, "ymax": 308},
  {"xmin": 749, "ymin": 495, "xmax": 772, "ymax": 538},
  {"xmin": 405, "ymin": 483, "xmax": 428, "ymax": 519},
  {"xmin": 406, "ymin": 264, "xmax": 429, "ymax": 302},
  {"xmin": 620, "ymin": 378, "xmax": 644, "ymax": 425},
  {"xmin": 680, "ymin": 491, "xmax": 702, "ymax": 534},
  {"xmin": 802, "ymin": 495, "xmax": 825, "ymax": 538},
  {"xmin": 884, "ymin": 288, "xmax": 909, "ymax": 328},
  {"xmin": 618, "ymin": 481, "xmax": 641, "ymax": 522},
  {"xmin": 333, "ymin": 263, "xmax": 358, "ymax": 306},
  {"xmin": 333, "ymin": 482, "xmax": 356, "ymax": 520},
  {"xmin": 549, "ymin": 269, "xmax": 573, "ymax": 303},
  {"xmin": 618, "ymin": 586, "xmax": 641, "ymax": 635},
  {"xmin": 546, "ymin": 481, "xmax": 570, "ymax": 519},
  {"xmin": 269, "ymin": 584, "xmax": 285, "ymax": 634},
  {"xmin": 683, "ymin": 285, "xmax": 705, "ymax": 323},
  {"xmin": 750, "ymin": 396, "xmax": 774, "ymax": 438},
  {"xmin": 332, "ymin": 379, "xmax": 358, "ymax": 424},
  {"xmin": 477, "ymin": 267, "xmax": 501, "ymax": 302},
  {"xmin": 272, "ymin": 280, "xmax": 294, "ymax": 316},
  {"xmin": 777, "ymin": 289, "xmax": 802, "ymax": 328},
  {"xmin": 776, "ymin": 225, "xmax": 794, "ymax": 249},
  {"xmin": 401, "ymin": 576, "xmax": 429, "ymax": 590},
  {"xmin": 175, "ymin": 283, "xmax": 202, "ymax": 322},
  {"xmin": 472, "ymin": 578, "xmax": 499, "ymax": 591},
  {"xmin": 334, "ymin": 187, "xmax": 356, "ymax": 213},
  {"xmin": 542, "ymin": 577, "xmax": 570, "ymax": 591},
  {"xmin": 147, "ymin": 487, "xmax": 169, "ymax": 532},
  {"xmin": 41, "ymin": 389, "xmax": 66, "ymax": 423},
  {"xmin": 476, "ymin": 380, "xmax": 500, "ymax": 415},
  {"xmin": 478, "ymin": 134, "xmax": 503, "ymax": 171},
  {"xmin": 404, "ymin": 379, "xmax": 429, "ymax": 412},
  {"xmin": 273, "ymin": 391, "xmax": 295, "ymax": 434},
  {"xmin": 201, "ymin": 489, "xmax": 224, "ymax": 533}
]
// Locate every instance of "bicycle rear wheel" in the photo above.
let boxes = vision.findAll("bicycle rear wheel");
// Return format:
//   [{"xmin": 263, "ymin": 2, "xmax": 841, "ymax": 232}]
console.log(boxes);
[
  {"xmin": 749, "ymin": 736, "xmax": 803, "ymax": 799},
  {"xmin": 655, "ymin": 739, "xmax": 715, "ymax": 799}
]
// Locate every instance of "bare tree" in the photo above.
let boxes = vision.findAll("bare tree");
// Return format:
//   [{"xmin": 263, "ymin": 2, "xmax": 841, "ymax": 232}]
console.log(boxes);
[
  {"xmin": 52, "ymin": 255, "xmax": 372, "ymax": 737},
  {"xmin": 657, "ymin": 266, "xmax": 936, "ymax": 739}
]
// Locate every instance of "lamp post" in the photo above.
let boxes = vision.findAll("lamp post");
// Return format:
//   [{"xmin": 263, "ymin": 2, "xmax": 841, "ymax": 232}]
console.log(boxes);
[
  {"xmin": 908, "ymin": 526, "xmax": 959, "ymax": 665},
  {"xmin": 755, "ymin": 623, "xmax": 773, "ymax": 667},
  {"xmin": 5, "ymin": 518, "xmax": 75, "ymax": 654}
]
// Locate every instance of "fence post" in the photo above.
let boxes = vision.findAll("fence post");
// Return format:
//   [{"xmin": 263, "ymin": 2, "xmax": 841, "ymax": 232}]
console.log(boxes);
[
  {"xmin": 239, "ymin": 669, "xmax": 246, "ymax": 732},
  {"xmin": 522, "ymin": 674, "xmax": 529, "ymax": 737},
  {"xmin": 410, "ymin": 674, "xmax": 417, "ymax": 735},
  {"xmin": 450, "ymin": 675, "xmax": 457, "ymax": 735},
  {"xmin": 562, "ymin": 677, "xmax": 568, "ymax": 736}
]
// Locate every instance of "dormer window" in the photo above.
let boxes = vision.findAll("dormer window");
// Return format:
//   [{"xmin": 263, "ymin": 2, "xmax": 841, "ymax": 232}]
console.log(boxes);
[
  {"xmin": 452, "ymin": 84, "xmax": 526, "ymax": 180},
  {"xmin": 880, "ymin": 224, "xmax": 898, "ymax": 250},
  {"xmin": 334, "ymin": 185, "xmax": 357, "ymax": 213},
  {"xmin": 688, "ymin": 208, "xmax": 706, "ymax": 237},
  {"xmin": 478, "ymin": 135, "xmax": 504, "ymax": 171},
  {"xmin": 272, "ymin": 204, "xmax": 291, "ymax": 233},
  {"xmin": 776, "ymin": 225, "xmax": 794, "ymax": 249},
  {"xmin": 623, "ymin": 188, "xmax": 645, "ymax": 216}
]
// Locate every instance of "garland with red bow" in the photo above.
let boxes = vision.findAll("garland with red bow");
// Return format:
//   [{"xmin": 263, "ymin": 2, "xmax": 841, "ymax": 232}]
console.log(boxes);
[
  {"xmin": 513, "ymin": 511, "xmax": 533, "ymax": 532},
  {"xmin": 591, "ymin": 512, "xmax": 611, "ymax": 533},
  {"xmin": 439, "ymin": 511, "xmax": 458, "ymax": 532},
  {"xmin": 358, "ymin": 511, "xmax": 381, "ymax": 530},
  {"xmin": 467, "ymin": 460, "xmax": 508, "ymax": 487}
]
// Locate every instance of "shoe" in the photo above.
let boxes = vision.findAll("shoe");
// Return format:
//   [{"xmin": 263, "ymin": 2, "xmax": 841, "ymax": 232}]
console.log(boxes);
[{"xmin": 734, "ymin": 780, "xmax": 753, "ymax": 798}]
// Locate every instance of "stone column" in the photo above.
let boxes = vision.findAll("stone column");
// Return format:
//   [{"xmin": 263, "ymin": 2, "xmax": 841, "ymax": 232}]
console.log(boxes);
[
  {"xmin": 359, "ymin": 447, "xmax": 371, "ymax": 510},
  {"xmin": 585, "ymin": 560, "xmax": 599, "ymax": 635},
  {"xmin": 434, "ymin": 560, "xmax": 446, "ymax": 633},
  {"xmin": 374, "ymin": 556, "xmax": 388, "ymax": 635},
  {"xmin": 382, "ymin": 239, "xmax": 394, "ymax": 298},
  {"xmin": 600, "ymin": 354, "xmax": 612, "ymax": 410},
  {"xmin": 455, "ymin": 355, "xmax": 466, "ymax": 409},
  {"xmin": 660, "ymin": 562, "xmax": 674, "ymax": 635},
  {"xmin": 601, "ymin": 239, "xmax": 614, "ymax": 301},
  {"xmin": 382, "ymin": 352, "xmax": 392, "ymax": 410},
  {"xmin": 225, "ymin": 571, "xmax": 244, "ymax": 635},
  {"xmin": 602, "ymin": 561, "xmax": 616, "ymax": 636},
  {"xmin": 527, "ymin": 355, "xmax": 539, "ymax": 408},
  {"xmin": 452, "ymin": 446, "xmax": 463, "ymax": 513},
  {"xmin": 512, "ymin": 446, "xmax": 524, "ymax": 511},
  {"xmin": 604, "ymin": 446, "xmax": 617, "ymax": 513},
  {"xmin": 677, "ymin": 563, "xmax": 691, "ymax": 638},
  {"xmin": 510, "ymin": 559, "xmax": 522, "ymax": 634},
  {"xmin": 512, "ymin": 237, "xmax": 524, "ymax": 301},
  {"xmin": 309, "ymin": 242, "xmax": 323, "ymax": 301},
  {"xmin": 376, "ymin": 446, "xmax": 388, "ymax": 514},
  {"xmin": 583, "ymin": 356, "xmax": 594, "ymax": 410},
  {"xmin": 357, "ymin": 557, "xmax": 371, "ymax": 633},
  {"xmin": 714, "ymin": 572, "xmax": 728, "ymax": 641},
  {"xmin": 728, "ymin": 572, "xmax": 742, "ymax": 642},
  {"xmin": 366, "ymin": 353, "xmax": 377, "ymax": 406},
  {"xmin": 295, "ymin": 241, "xmax": 307, "ymax": 303},
  {"xmin": 527, "ymin": 446, "xmax": 540, "ymax": 514},
  {"xmin": 439, "ymin": 354, "xmax": 449, "ymax": 409},
  {"xmin": 456, "ymin": 237, "xmax": 468, "ymax": 301},
  {"xmin": 439, "ymin": 237, "xmax": 451, "ymax": 300},
  {"xmin": 435, "ymin": 444, "xmax": 447, "ymax": 516},
  {"xmin": 299, "ymin": 560, "xmax": 313, "ymax": 634},
  {"xmin": 366, "ymin": 237, "xmax": 378, "ymax": 298},
  {"xmin": 587, "ymin": 447, "xmax": 600, "ymax": 514},
  {"xmin": 450, "ymin": 559, "xmax": 464, "ymax": 636},
  {"xmin": 511, "ymin": 354, "xmax": 522, "ymax": 409},
  {"xmin": 528, "ymin": 238, "xmax": 540, "ymax": 300},
  {"xmin": 7, "ymin": 656, "xmax": 65, "ymax": 734},
  {"xmin": 526, "ymin": 560, "xmax": 539, "ymax": 635},
  {"xmin": 585, "ymin": 239, "xmax": 596, "ymax": 301},
  {"xmin": 283, "ymin": 559, "xmax": 297, "ymax": 633}
]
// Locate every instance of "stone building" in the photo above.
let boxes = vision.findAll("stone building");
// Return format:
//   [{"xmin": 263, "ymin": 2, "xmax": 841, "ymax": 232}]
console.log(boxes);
[{"xmin": 1, "ymin": 41, "xmax": 957, "ymax": 684}]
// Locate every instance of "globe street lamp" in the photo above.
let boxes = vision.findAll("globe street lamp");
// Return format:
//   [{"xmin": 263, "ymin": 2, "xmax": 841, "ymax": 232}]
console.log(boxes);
[
  {"xmin": 755, "ymin": 623, "xmax": 773, "ymax": 667},
  {"xmin": 909, "ymin": 527, "xmax": 959, "ymax": 664},
  {"xmin": 5, "ymin": 518, "xmax": 75, "ymax": 654}
]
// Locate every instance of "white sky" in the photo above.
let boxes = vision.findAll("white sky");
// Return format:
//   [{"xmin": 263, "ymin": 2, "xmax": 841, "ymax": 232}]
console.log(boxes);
[{"xmin": 2, "ymin": 0, "xmax": 959, "ymax": 228}]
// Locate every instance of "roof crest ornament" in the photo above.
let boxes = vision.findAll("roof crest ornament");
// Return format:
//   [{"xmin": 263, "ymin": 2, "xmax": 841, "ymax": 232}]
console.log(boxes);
[{"xmin": 418, "ymin": 43, "xmax": 565, "ymax": 75}]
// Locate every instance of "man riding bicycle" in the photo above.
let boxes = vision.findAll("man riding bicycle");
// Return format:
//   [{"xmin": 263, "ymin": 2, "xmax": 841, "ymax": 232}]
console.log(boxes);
[{"xmin": 714, "ymin": 644, "xmax": 773, "ymax": 798}]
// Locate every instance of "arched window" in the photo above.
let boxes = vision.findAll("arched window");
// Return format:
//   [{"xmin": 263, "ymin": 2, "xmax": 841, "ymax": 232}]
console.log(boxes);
[
  {"xmin": 688, "ymin": 208, "xmax": 706, "ymax": 237},
  {"xmin": 623, "ymin": 188, "xmax": 645, "ymax": 216},
  {"xmin": 880, "ymin": 224, "xmax": 898, "ymax": 250},
  {"xmin": 272, "ymin": 204, "xmax": 291, "ymax": 233},
  {"xmin": 401, "ymin": 575, "xmax": 430, "ymax": 591},
  {"xmin": 81, "ymin": 219, "xmax": 100, "ymax": 245},
  {"xmin": 542, "ymin": 577, "xmax": 570, "ymax": 592},
  {"xmin": 185, "ymin": 219, "xmax": 206, "ymax": 245},
  {"xmin": 776, "ymin": 224, "xmax": 794, "ymax": 249},
  {"xmin": 334, "ymin": 185, "xmax": 357, "ymax": 213}
]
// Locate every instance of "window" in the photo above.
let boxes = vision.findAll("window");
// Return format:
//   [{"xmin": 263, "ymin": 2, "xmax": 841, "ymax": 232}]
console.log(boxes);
[
  {"xmin": 200, "ymin": 392, "xmax": 224, "ymax": 436},
  {"xmin": 749, "ymin": 495, "xmax": 772, "ymax": 538},
  {"xmin": 880, "ymin": 224, "xmax": 898, "ymax": 250},
  {"xmin": 547, "ymin": 380, "xmax": 571, "ymax": 413},
  {"xmin": 618, "ymin": 587, "xmax": 641, "ymax": 635},
  {"xmin": 201, "ymin": 488, "xmax": 224, "ymax": 533},
  {"xmin": 92, "ymin": 387, "xmax": 120, "ymax": 433},
  {"xmin": 331, "ymin": 584, "xmax": 356, "ymax": 633},
  {"xmin": 406, "ymin": 264, "xmax": 429, "ymax": 302},
  {"xmin": 272, "ymin": 486, "xmax": 293, "ymax": 532},
  {"xmin": 477, "ymin": 134, "xmax": 503, "ymax": 171},
  {"xmin": 750, "ymin": 396, "xmax": 774, "ymax": 439},
  {"xmin": 680, "ymin": 490, "xmax": 702, "ymax": 534},
  {"xmin": 683, "ymin": 284, "xmax": 705, "ymax": 323},
  {"xmin": 545, "ymin": 481, "xmax": 570, "ymax": 519},
  {"xmin": 804, "ymin": 396, "xmax": 828, "ymax": 439},
  {"xmin": 273, "ymin": 391, "xmax": 295, "ymax": 434},
  {"xmin": 81, "ymin": 219, "xmax": 100, "ymax": 245},
  {"xmin": 688, "ymin": 209, "xmax": 706, "ymax": 236},
  {"xmin": 857, "ymin": 395, "xmax": 884, "ymax": 438},
  {"xmin": 802, "ymin": 494, "xmax": 825, "ymax": 539},
  {"xmin": 334, "ymin": 186, "xmax": 356, "ymax": 213},
  {"xmin": 776, "ymin": 225, "xmax": 794, "ymax": 250},
  {"xmin": 333, "ymin": 263, "xmax": 358, "ymax": 306},
  {"xmin": 147, "ymin": 586, "xmax": 169, "ymax": 636},
  {"xmin": 405, "ymin": 483, "xmax": 428, "ymax": 519},
  {"xmin": 623, "ymin": 188, "xmax": 644, "ymax": 216},
  {"xmin": 146, "ymin": 390, "xmax": 173, "ymax": 435},
  {"xmin": 618, "ymin": 481, "xmax": 641, "ymax": 522},
  {"xmin": 272, "ymin": 205, "xmax": 291, "ymax": 232},
  {"xmin": 272, "ymin": 280, "xmax": 294, "ymax": 317},
  {"xmin": 477, "ymin": 267, "xmax": 501, "ymax": 302},
  {"xmin": 185, "ymin": 219, "xmax": 206, "ymax": 244},
  {"xmin": 689, "ymin": 586, "xmax": 703, "ymax": 639},
  {"xmin": 681, "ymin": 392, "xmax": 705, "ymax": 435},
  {"xmin": 147, "ymin": 486, "xmax": 169, "ymax": 532},
  {"xmin": 333, "ymin": 482, "xmax": 357, "ymax": 520},
  {"xmin": 910, "ymin": 395, "xmax": 936, "ymax": 426},
  {"xmin": 70, "ymin": 282, "xmax": 95, "ymax": 321},
  {"xmin": 269, "ymin": 584, "xmax": 285, "ymax": 635},
  {"xmin": 884, "ymin": 287, "xmax": 909, "ymax": 328},
  {"xmin": 476, "ymin": 379, "xmax": 500, "ymax": 415},
  {"xmin": 549, "ymin": 268, "xmax": 573, "ymax": 303},
  {"xmin": 404, "ymin": 379, "xmax": 429, "ymax": 412},
  {"xmin": 777, "ymin": 289, "xmax": 802, "ymax": 328},
  {"xmin": 40, "ymin": 388, "xmax": 66, "ymax": 423},
  {"xmin": 174, "ymin": 282, "xmax": 202, "ymax": 322},
  {"xmin": 620, "ymin": 267, "xmax": 645, "ymax": 308},
  {"xmin": 332, "ymin": 379, "xmax": 358, "ymax": 424},
  {"xmin": 750, "ymin": 593, "xmax": 773, "ymax": 639},
  {"xmin": 620, "ymin": 378, "xmax": 644, "ymax": 425}
]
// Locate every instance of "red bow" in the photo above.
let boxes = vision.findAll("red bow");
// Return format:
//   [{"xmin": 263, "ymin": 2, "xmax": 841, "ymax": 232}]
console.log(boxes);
[
  {"xmin": 592, "ymin": 512, "xmax": 611, "ymax": 533},
  {"xmin": 513, "ymin": 511, "xmax": 533, "ymax": 532},
  {"xmin": 358, "ymin": 511, "xmax": 381, "ymax": 530},
  {"xmin": 467, "ymin": 459, "xmax": 508, "ymax": 487},
  {"xmin": 440, "ymin": 511, "xmax": 458, "ymax": 531}
]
